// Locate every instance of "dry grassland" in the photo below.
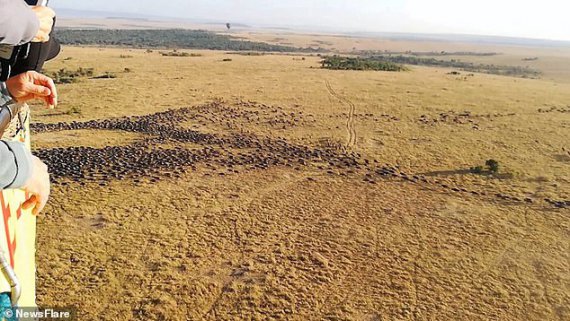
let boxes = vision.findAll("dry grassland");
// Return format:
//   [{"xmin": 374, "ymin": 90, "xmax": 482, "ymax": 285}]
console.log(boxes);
[{"xmin": 30, "ymin": 39, "xmax": 570, "ymax": 320}]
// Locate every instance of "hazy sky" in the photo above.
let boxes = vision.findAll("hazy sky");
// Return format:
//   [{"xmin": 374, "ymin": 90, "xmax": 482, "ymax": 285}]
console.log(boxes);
[{"xmin": 51, "ymin": 0, "xmax": 570, "ymax": 41}]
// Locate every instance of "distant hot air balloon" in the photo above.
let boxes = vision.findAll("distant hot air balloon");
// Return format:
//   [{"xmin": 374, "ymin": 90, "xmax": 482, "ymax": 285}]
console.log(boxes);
[{"xmin": 226, "ymin": 23, "xmax": 231, "ymax": 30}]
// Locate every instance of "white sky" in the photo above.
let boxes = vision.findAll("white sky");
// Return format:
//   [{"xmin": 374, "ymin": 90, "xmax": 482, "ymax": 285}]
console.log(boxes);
[{"xmin": 51, "ymin": 0, "xmax": 570, "ymax": 41}]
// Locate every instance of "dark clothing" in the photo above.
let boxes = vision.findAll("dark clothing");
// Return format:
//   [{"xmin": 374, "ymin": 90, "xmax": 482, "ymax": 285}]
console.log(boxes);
[{"xmin": 10, "ymin": 37, "xmax": 60, "ymax": 75}]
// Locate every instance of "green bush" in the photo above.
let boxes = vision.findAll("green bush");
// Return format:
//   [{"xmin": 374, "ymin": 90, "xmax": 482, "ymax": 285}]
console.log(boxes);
[
  {"xmin": 49, "ymin": 67, "xmax": 95, "ymax": 84},
  {"xmin": 321, "ymin": 56, "xmax": 407, "ymax": 72},
  {"xmin": 160, "ymin": 51, "xmax": 202, "ymax": 57},
  {"xmin": 486, "ymin": 159, "xmax": 500, "ymax": 173}
]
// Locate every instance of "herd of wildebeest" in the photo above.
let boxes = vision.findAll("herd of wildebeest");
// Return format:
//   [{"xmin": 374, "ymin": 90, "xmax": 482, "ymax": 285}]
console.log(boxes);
[{"xmin": 32, "ymin": 100, "xmax": 569, "ymax": 209}]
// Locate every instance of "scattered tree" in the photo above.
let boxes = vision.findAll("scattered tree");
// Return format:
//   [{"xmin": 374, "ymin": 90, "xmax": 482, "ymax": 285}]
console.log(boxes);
[{"xmin": 486, "ymin": 159, "xmax": 500, "ymax": 173}]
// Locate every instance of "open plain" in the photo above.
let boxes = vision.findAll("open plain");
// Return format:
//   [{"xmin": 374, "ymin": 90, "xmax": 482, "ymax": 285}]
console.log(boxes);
[{"xmin": 30, "ymin": 33, "xmax": 570, "ymax": 320}]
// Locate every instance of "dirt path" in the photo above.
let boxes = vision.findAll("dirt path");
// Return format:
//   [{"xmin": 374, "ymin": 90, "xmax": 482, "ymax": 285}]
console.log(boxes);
[{"xmin": 325, "ymin": 80, "xmax": 357, "ymax": 149}]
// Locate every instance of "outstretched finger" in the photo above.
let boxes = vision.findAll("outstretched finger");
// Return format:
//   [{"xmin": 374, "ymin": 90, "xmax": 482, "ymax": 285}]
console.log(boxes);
[
  {"xmin": 47, "ymin": 77, "xmax": 57, "ymax": 108},
  {"xmin": 22, "ymin": 195, "xmax": 38, "ymax": 211},
  {"xmin": 31, "ymin": 72, "xmax": 57, "ymax": 107}
]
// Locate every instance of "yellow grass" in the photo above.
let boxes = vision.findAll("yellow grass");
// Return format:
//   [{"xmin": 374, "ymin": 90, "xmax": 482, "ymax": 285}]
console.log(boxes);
[{"xmin": 31, "ymin": 42, "xmax": 570, "ymax": 320}]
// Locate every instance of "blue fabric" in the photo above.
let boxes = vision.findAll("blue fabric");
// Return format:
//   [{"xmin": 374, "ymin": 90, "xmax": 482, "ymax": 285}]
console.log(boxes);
[{"xmin": 0, "ymin": 292, "xmax": 16, "ymax": 321}]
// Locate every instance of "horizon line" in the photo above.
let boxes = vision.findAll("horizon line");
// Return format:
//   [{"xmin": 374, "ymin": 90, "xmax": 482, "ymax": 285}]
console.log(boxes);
[{"xmin": 52, "ymin": 6, "xmax": 570, "ymax": 46}]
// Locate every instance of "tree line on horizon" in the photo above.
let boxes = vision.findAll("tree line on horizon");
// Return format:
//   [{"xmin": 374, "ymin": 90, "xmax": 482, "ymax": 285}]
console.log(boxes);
[
  {"xmin": 54, "ymin": 28, "xmax": 324, "ymax": 53},
  {"xmin": 370, "ymin": 54, "xmax": 541, "ymax": 78},
  {"xmin": 321, "ymin": 54, "xmax": 540, "ymax": 78}
]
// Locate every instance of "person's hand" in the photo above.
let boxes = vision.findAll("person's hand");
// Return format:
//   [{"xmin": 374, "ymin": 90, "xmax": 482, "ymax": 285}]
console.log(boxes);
[
  {"xmin": 31, "ymin": 6, "xmax": 55, "ymax": 43},
  {"xmin": 5, "ymin": 71, "xmax": 57, "ymax": 109},
  {"xmin": 22, "ymin": 156, "xmax": 50, "ymax": 216}
]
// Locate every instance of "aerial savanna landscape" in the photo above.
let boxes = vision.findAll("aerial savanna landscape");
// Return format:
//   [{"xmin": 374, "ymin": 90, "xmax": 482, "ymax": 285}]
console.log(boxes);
[{"xmin": 16, "ymin": 4, "xmax": 570, "ymax": 321}]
